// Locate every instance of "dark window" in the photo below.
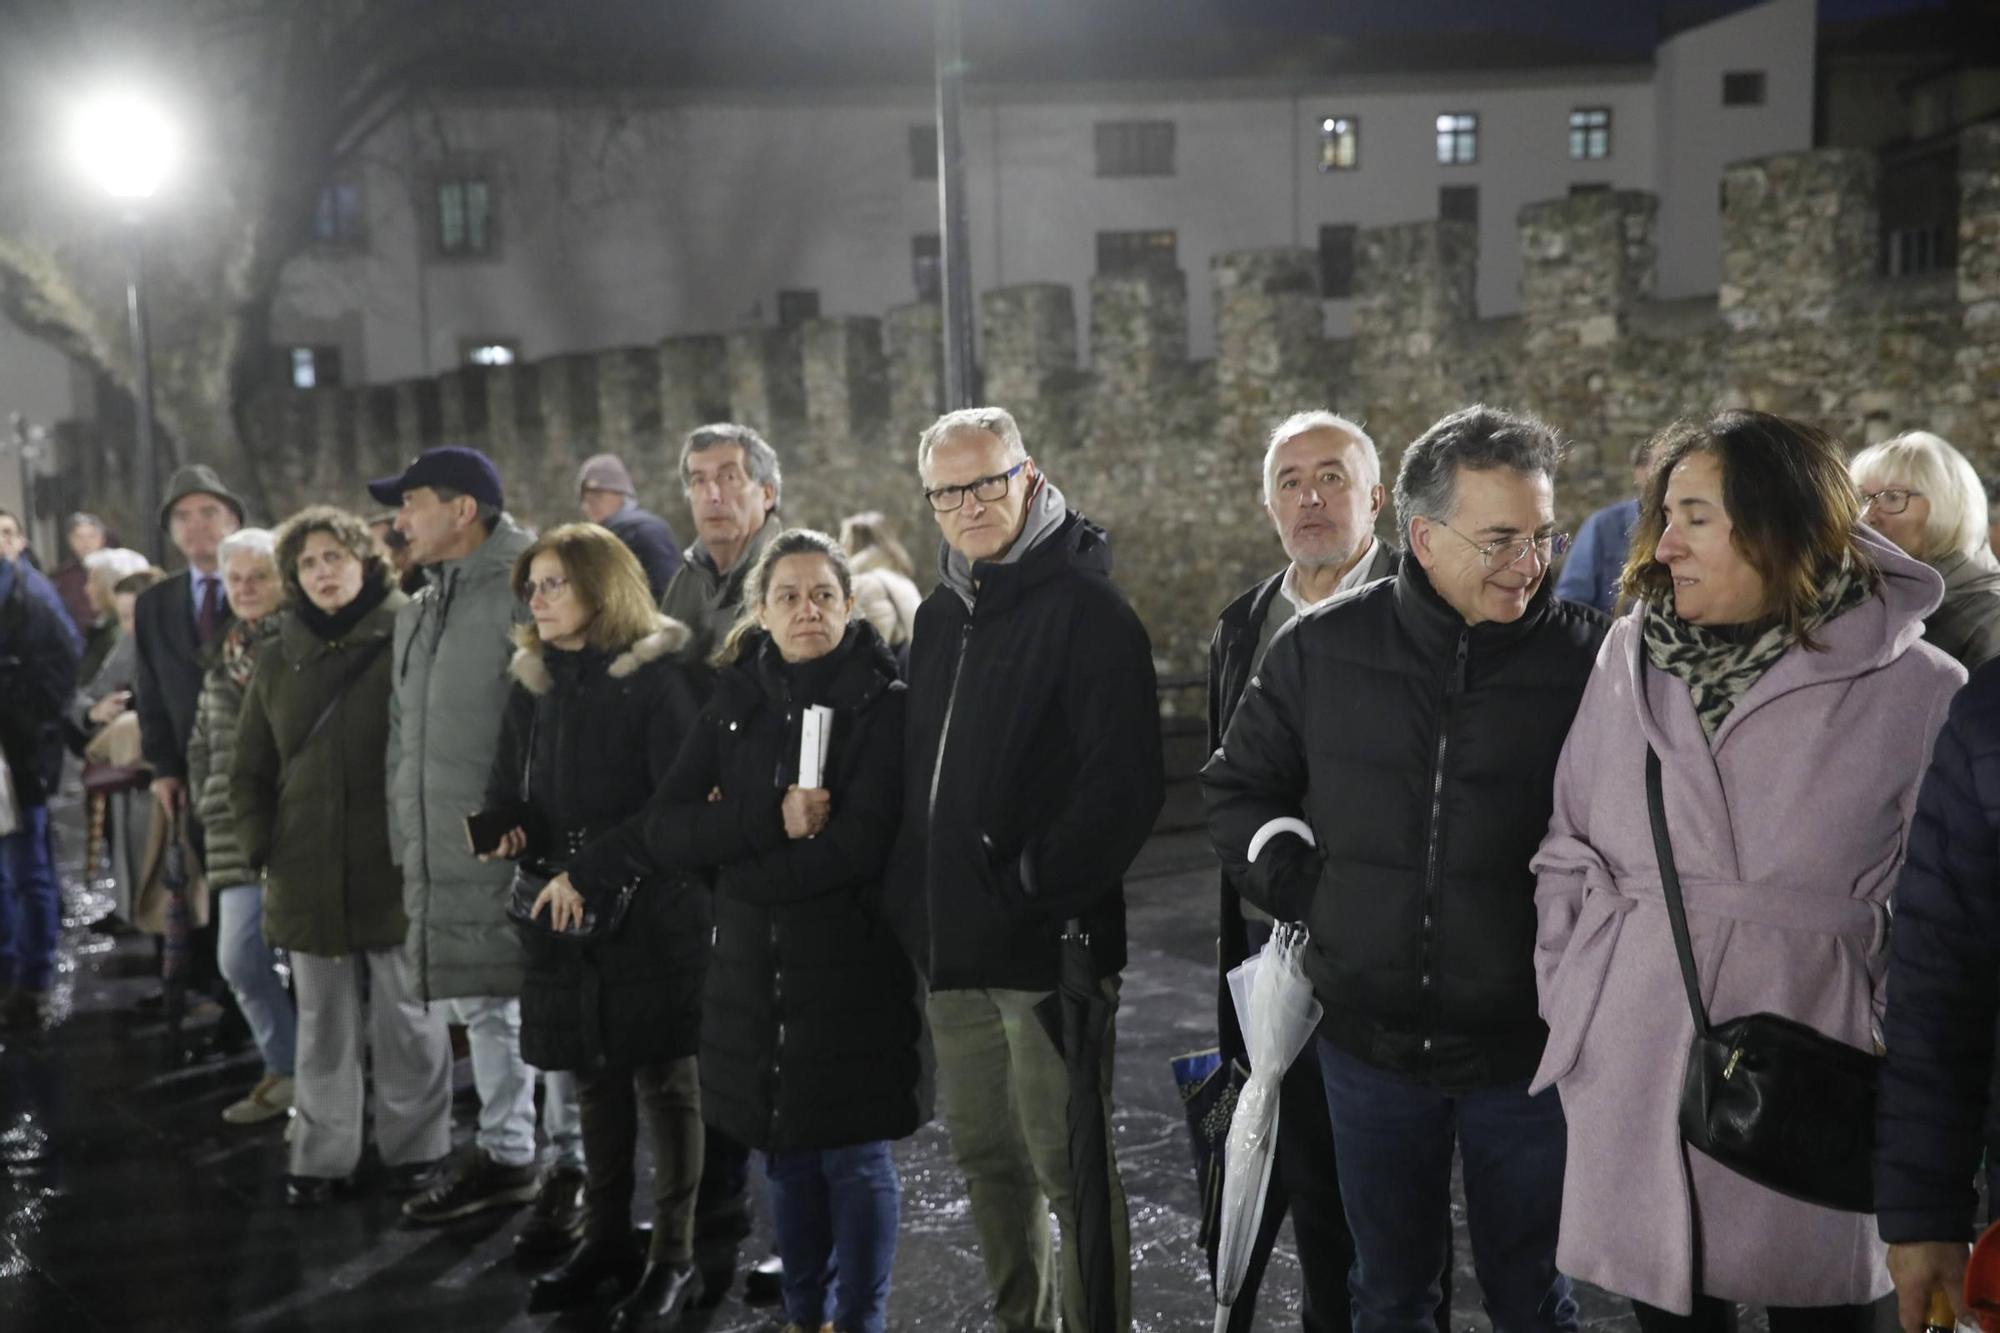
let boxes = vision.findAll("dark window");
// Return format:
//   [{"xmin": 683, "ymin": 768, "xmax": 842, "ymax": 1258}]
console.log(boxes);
[
  {"xmin": 1722, "ymin": 71, "xmax": 1767, "ymax": 106},
  {"xmin": 1879, "ymin": 140, "xmax": 1959, "ymax": 277},
  {"xmin": 1318, "ymin": 225, "xmax": 1356, "ymax": 299},
  {"xmin": 910, "ymin": 125, "xmax": 938, "ymax": 180},
  {"xmin": 1569, "ymin": 182, "xmax": 1612, "ymax": 196},
  {"xmin": 1569, "ymin": 107, "xmax": 1611, "ymax": 160},
  {"xmin": 1095, "ymin": 121, "xmax": 1175, "ymax": 177},
  {"xmin": 435, "ymin": 175, "xmax": 493, "ymax": 258},
  {"xmin": 287, "ymin": 346, "xmax": 343, "ymax": 389},
  {"xmin": 1440, "ymin": 185, "xmax": 1479, "ymax": 227},
  {"xmin": 777, "ymin": 290, "xmax": 820, "ymax": 327},
  {"xmin": 1318, "ymin": 116, "xmax": 1359, "ymax": 171},
  {"xmin": 913, "ymin": 233, "xmax": 942, "ymax": 300},
  {"xmin": 311, "ymin": 180, "xmax": 364, "ymax": 248},
  {"xmin": 1435, "ymin": 112, "xmax": 1478, "ymax": 165},
  {"xmin": 461, "ymin": 339, "xmax": 518, "ymax": 367},
  {"xmin": 1095, "ymin": 229, "xmax": 1177, "ymax": 275}
]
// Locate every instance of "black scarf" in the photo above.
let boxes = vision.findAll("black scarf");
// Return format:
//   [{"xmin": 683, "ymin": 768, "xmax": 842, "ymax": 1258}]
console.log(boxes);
[{"xmin": 296, "ymin": 576, "xmax": 391, "ymax": 642}]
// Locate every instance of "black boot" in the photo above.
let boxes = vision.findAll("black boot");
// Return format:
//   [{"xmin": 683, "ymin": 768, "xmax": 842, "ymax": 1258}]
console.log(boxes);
[
  {"xmin": 608, "ymin": 1260, "xmax": 701, "ymax": 1333},
  {"xmin": 527, "ymin": 1235, "xmax": 645, "ymax": 1313},
  {"xmin": 515, "ymin": 1166, "xmax": 587, "ymax": 1261}
]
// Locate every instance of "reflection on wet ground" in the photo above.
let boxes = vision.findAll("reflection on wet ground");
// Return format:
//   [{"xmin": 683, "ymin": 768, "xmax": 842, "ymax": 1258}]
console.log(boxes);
[{"xmin": 0, "ymin": 799, "xmax": 1668, "ymax": 1331}]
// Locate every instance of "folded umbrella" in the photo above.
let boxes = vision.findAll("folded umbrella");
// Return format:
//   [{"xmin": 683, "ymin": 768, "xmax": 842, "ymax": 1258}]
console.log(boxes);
[
  {"xmin": 1212, "ymin": 921, "xmax": 1323, "ymax": 1333},
  {"xmin": 1034, "ymin": 919, "xmax": 1119, "ymax": 1333}
]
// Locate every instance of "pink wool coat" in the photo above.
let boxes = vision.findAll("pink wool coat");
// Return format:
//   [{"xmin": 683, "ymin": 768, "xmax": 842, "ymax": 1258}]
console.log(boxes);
[{"xmin": 1529, "ymin": 531, "xmax": 1965, "ymax": 1314}]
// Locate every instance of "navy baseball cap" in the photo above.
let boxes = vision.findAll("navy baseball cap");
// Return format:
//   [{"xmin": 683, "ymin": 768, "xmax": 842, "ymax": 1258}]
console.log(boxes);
[{"xmin": 367, "ymin": 445, "xmax": 505, "ymax": 510}]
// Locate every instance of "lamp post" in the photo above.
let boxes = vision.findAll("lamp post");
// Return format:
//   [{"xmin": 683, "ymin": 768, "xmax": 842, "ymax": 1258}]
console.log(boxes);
[{"xmin": 72, "ymin": 90, "xmax": 177, "ymax": 562}]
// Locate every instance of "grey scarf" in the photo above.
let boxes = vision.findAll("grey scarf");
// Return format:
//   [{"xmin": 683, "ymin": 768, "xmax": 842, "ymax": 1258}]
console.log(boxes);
[{"xmin": 937, "ymin": 477, "xmax": 1069, "ymax": 611}]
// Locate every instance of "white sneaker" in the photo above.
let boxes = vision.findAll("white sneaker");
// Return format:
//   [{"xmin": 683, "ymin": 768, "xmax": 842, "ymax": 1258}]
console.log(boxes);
[{"xmin": 221, "ymin": 1072, "xmax": 294, "ymax": 1125}]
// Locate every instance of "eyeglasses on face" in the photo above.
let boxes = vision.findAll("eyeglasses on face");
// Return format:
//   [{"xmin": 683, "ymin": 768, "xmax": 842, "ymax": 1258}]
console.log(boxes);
[
  {"xmin": 1438, "ymin": 523, "xmax": 1572, "ymax": 570},
  {"xmin": 520, "ymin": 575, "xmax": 571, "ymax": 603},
  {"xmin": 924, "ymin": 461, "xmax": 1026, "ymax": 514},
  {"xmin": 1858, "ymin": 487, "xmax": 1922, "ymax": 517}
]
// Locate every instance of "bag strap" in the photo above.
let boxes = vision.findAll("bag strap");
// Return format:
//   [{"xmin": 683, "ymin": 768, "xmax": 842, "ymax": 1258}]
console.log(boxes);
[
  {"xmin": 1645, "ymin": 745, "xmax": 1711, "ymax": 1040},
  {"xmin": 278, "ymin": 638, "xmax": 390, "ymax": 793}
]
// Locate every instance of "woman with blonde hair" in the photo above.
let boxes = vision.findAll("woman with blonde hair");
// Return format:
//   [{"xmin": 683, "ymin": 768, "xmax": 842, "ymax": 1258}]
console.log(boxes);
[
  {"xmin": 836, "ymin": 511, "xmax": 919, "ymax": 654},
  {"xmin": 1851, "ymin": 429, "xmax": 2000, "ymax": 669},
  {"xmin": 470, "ymin": 522, "xmax": 709, "ymax": 1330}
]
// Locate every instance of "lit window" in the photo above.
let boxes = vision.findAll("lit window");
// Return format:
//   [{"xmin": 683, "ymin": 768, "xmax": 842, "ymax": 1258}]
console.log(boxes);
[
  {"xmin": 1318, "ymin": 116, "xmax": 1359, "ymax": 172},
  {"xmin": 1436, "ymin": 112, "xmax": 1478, "ymax": 166},
  {"xmin": 1095, "ymin": 121, "xmax": 1175, "ymax": 177},
  {"xmin": 463, "ymin": 341, "xmax": 518, "ymax": 367},
  {"xmin": 436, "ymin": 176, "xmax": 493, "ymax": 258},
  {"xmin": 1569, "ymin": 107, "xmax": 1611, "ymax": 160},
  {"xmin": 1722, "ymin": 71, "xmax": 1766, "ymax": 107},
  {"xmin": 288, "ymin": 346, "xmax": 343, "ymax": 389},
  {"xmin": 1096, "ymin": 229, "xmax": 1177, "ymax": 275}
]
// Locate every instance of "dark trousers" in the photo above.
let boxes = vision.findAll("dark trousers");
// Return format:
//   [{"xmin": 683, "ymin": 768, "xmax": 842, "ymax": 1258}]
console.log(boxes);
[
  {"xmin": 577, "ymin": 1056, "xmax": 703, "ymax": 1263},
  {"xmin": 1631, "ymin": 1298, "xmax": 1875, "ymax": 1333},
  {"xmin": 1319, "ymin": 1039, "xmax": 1576, "ymax": 1333},
  {"xmin": 697, "ymin": 1126, "xmax": 752, "ymax": 1225}
]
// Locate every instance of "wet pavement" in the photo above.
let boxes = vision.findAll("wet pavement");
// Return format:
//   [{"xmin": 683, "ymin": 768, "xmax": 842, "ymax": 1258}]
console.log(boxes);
[{"xmin": 0, "ymin": 794, "xmax": 1664, "ymax": 1333}]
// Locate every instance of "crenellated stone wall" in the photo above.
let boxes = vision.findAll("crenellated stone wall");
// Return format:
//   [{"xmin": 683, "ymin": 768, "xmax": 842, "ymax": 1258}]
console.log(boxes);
[{"xmin": 101, "ymin": 127, "xmax": 2000, "ymax": 681}]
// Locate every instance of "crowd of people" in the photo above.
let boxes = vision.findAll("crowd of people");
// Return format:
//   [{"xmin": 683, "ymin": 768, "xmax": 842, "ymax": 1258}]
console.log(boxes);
[{"xmin": 3, "ymin": 399, "xmax": 2000, "ymax": 1333}]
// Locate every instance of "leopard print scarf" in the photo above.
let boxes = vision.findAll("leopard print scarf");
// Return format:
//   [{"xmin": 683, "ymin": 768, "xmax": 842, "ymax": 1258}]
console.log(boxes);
[{"xmin": 1643, "ymin": 565, "xmax": 1873, "ymax": 739}]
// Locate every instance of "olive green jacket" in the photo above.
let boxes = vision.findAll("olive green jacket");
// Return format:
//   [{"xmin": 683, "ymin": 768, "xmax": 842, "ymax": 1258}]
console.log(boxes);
[{"xmin": 230, "ymin": 589, "xmax": 408, "ymax": 957}]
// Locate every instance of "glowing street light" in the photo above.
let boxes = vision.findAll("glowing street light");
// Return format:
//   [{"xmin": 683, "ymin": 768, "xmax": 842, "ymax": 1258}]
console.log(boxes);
[{"xmin": 71, "ymin": 88, "xmax": 179, "ymax": 559}]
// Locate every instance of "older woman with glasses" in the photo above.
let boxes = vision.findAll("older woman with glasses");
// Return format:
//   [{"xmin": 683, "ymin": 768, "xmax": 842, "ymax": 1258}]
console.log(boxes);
[
  {"xmin": 231, "ymin": 506, "xmax": 451, "ymax": 1206},
  {"xmin": 1851, "ymin": 429, "xmax": 2000, "ymax": 670},
  {"xmin": 1530, "ymin": 411, "xmax": 1965, "ymax": 1330}
]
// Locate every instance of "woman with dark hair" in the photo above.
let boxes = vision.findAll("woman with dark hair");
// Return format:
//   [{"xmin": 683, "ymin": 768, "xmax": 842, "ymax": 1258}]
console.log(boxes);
[
  {"xmin": 545, "ymin": 527, "xmax": 926, "ymax": 1333},
  {"xmin": 231, "ymin": 505, "xmax": 452, "ymax": 1206},
  {"xmin": 472, "ymin": 522, "xmax": 708, "ymax": 1330},
  {"xmin": 1526, "ymin": 411, "xmax": 1966, "ymax": 1328}
]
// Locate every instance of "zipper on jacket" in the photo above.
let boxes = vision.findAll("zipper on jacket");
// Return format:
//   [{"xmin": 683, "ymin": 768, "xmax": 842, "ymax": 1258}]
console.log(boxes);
[
  {"xmin": 1417, "ymin": 632, "xmax": 1469, "ymax": 1069},
  {"xmin": 924, "ymin": 622, "xmax": 975, "ymax": 977},
  {"xmin": 769, "ymin": 915, "xmax": 784, "ymax": 1142}
]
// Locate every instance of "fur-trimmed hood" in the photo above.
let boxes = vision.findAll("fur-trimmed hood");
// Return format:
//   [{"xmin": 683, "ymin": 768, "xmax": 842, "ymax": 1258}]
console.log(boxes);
[{"xmin": 509, "ymin": 614, "xmax": 692, "ymax": 695}]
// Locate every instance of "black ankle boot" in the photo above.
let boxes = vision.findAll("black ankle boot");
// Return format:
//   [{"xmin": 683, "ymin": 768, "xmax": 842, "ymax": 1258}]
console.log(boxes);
[
  {"xmin": 527, "ymin": 1236, "xmax": 644, "ymax": 1313},
  {"xmin": 608, "ymin": 1260, "xmax": 701, "ymax": 1333}
]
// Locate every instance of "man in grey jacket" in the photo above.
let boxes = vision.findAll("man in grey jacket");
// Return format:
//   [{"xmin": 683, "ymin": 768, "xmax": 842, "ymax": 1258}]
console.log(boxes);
[
  {"xmin": 657, "ymin": 423, "xmax": 782, "ymax": 667},
  {"xmin": 374, "ymin": 447, "xmax": 583, "ymax": 1242}
]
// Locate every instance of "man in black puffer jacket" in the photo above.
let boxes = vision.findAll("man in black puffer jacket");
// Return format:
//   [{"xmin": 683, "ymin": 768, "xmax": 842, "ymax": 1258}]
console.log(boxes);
[
  {"xmin": 1205, "ymin": 406, "xmax": 1604, "ymax": 1333},
  {"xmin": 1875, "ymin": 660, "xmax": 2000, "ymax": 1333},
  {"xmin": 898, "ymin": 405, "xmax": 1163, "ymax": 1333}
]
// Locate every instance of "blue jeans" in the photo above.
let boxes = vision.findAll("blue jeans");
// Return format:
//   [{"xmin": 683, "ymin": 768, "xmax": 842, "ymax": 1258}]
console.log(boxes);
[
  {"xmin": 766, "ymin": 1141, "xmax": 901, "ymax": 1333},
  {"xmin": 215, "ymin": 885, "xmax": 297, "ymax": 1077},
  {"xmin": 1318, "ymin": 1039, "xmax": 1576, "ymax": 1333},
  {"xmin": 0, "ymin": 805, "xmax": 59, "ymax": 993}
]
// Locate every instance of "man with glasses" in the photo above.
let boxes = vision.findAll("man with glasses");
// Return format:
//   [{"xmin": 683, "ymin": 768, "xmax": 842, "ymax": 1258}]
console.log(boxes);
[
  {"xmin": 899, "ymin": 405, "xmax": 1163, "ymax": 1333},
  {"xmin": 658, "ymin": 423, "xmax": 782, "ymax": 669},
  {"xmin": 1205, "ymin": 406, "xmax": 1606, "ymax": 1333}
]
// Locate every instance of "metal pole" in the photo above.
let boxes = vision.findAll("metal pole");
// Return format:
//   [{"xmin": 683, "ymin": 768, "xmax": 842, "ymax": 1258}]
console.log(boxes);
[
  {"xmin": 126, "ymin": 221, "xmax": 161, "ymax": 563},
  {"xmin": 935, "ymin": 0, "xmax": 978, "ymax": 409}
]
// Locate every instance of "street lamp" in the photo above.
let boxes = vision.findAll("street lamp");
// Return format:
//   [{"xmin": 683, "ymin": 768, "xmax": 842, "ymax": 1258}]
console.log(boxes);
[{"xmin": 71, "ymin": 89, "xmax": 178, "ymax": 561}]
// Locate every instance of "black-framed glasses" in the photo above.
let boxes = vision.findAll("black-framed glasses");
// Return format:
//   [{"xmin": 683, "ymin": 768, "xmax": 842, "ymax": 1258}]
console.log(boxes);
[
  {"xmin": 1438, "ymin": 523, "xmax": 1571, "ymax": 570},
  {"xmin": 924, "ymin": 461, "xmax": 1026, "ymax": 513},
  {"xmin": 520, "ymin": 575, "xmax": 571, "ymax": 603},
  {"xmin": 1858, "ymin": 487, "xmax": 1922, "ymax": 517}
]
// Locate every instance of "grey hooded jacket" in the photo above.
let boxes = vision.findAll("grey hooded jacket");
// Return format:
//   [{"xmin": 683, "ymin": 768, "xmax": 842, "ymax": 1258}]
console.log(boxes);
[
  {"xmin": 1925, "ymin": 545, "xmax": 2000, "ymax": 671},
  {"xmin": 389, "ymin": 515, "xmax": 534, "ymax": 999}
]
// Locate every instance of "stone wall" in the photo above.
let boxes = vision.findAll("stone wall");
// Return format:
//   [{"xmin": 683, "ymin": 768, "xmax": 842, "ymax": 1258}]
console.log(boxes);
[{"xmin": 102, "ymin": 126, "xmax": 2000, "ymax": 684}]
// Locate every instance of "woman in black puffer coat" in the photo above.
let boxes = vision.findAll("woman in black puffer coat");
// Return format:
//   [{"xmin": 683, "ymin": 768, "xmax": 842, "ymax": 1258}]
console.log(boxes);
[
  {"xmin": 475, "ymin": 522, "xmax": 707, "ymax": 1333},
  {"xmin": 568, "ymin": 528, "xmax": 927, "ymax": 1333}
]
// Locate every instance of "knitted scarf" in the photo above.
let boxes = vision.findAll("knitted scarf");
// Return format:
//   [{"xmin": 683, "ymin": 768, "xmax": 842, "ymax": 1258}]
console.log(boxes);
[
  {"xmin": 1643, "ymin": 564, "xmax": 1873, "ymax": 739},
  {"xmin": 221, "ymin": 613, "xmax": 282, "ymax": 690}
]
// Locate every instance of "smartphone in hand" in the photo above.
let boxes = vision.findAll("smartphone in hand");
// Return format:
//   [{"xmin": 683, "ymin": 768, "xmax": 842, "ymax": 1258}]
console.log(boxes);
[{"xmin": 465, "ymin": 810, "xmax": 519, "ymax": 858}]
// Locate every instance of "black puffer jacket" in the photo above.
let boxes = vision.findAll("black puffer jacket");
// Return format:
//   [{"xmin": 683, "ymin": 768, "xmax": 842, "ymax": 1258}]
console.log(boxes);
[
  {"xmin": 1203, "ymin": 558, "xmax": 1607, "ymax": 1089},
  {"xmin": 487, "ymin": 617, "xmax": 707, "ymax": 1072},
  {"xmin": 895, "ymin": 511, "xmax": 1164, "ymax": 991},
  {"xmin": 577, "ymin": 621, "xmax": 928, "ymax": 1151}
]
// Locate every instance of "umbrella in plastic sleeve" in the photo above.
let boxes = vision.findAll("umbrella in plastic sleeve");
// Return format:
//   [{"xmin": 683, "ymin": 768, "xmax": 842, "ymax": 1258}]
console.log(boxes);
[{"xmin": 1212, "ymin": 920, "xmax": 1323, "ymax": 1333}]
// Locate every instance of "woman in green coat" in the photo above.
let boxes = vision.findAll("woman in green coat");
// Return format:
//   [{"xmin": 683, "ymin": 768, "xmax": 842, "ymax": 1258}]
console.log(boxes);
[{"xmin": 231, "ymin": 506, "xmax": 452, "ymax": 1207}]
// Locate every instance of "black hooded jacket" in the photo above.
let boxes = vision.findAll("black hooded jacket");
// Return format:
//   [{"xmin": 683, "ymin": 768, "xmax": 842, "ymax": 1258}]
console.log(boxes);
[
  {"xmin": 1203, "ymin": 558, "xmax": 1606, "ymax": 1089},
  {"xmin": 894, "ymin": 510, "xmax": 1165, "ymax": 992}
]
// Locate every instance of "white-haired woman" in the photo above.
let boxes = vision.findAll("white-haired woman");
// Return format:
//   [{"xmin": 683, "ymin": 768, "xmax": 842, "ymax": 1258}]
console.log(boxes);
[
  {"xmin": 1852, "ymin": 429, "xmax": 2000, "ymax": 669},
  {"xmin": 186, "ymin": 527, "xmax": 298, "ymax": 1125}
]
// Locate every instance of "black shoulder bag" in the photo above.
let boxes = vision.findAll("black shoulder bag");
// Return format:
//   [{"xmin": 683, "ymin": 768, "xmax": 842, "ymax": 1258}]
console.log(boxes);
[
  {"xmin": 503, "ymin": 703, "xmax": 637, "ymax": 944},
  {"xmin": 1646, "ymin": 746, "xmax": 1879, "ymax": 1213},
  {"xmin": 277, "ymin": 639, "xmax": 391, "ymax": 793}
]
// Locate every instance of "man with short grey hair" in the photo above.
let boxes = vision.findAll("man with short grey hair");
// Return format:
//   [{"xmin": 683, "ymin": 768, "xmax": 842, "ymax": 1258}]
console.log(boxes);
[
  {"xmin": 1206, "ymin": 409, "xmax": 1392, "ymax": 1333},
  {"xmin": 899, "ymin": 404, "xmax": 1163, "ymax": 1333},
  {"xmin": 1205, "ymin": 405, "xmax": 1605, "ymax": 1333},
  {"xmin": 657, "ymin": 422, "xmax": 782, "ymax": 665}
]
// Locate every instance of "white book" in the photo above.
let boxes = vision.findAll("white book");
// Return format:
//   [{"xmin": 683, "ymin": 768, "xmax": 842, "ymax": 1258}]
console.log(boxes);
[{"xmin": 798, "ymin": 705, "xmax": 833, "ymax": 788}]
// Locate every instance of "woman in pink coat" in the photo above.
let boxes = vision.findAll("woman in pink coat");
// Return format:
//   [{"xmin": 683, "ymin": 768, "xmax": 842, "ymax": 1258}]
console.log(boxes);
[{"xmin": 1530, "ymin": 410, "xmax": 1965, "ymax": 1332}]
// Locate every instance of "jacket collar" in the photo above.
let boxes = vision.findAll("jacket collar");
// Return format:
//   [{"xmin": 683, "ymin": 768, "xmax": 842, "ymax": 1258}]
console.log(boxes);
[
  {"xmin": 1390, "ymin": 549, "xmax": 1556, "ymax": 658},
  {"xmin": 685, "ymin": 514, "xmax": 779, "ymax": 589},
  {"xmin": 940, "ymin": 510, "xmax": 1109, "ymax": 621},
  {"xmin": 280, "ymin": 590, "xmax": 398, "ymax": 662},
  {"xmin": 508, "ymin": 615, "xmax": 693, "ymax": 695},
  {"xmin": 723, "ymin": 620, "xmax": 899, "ymax": 715}
]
